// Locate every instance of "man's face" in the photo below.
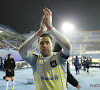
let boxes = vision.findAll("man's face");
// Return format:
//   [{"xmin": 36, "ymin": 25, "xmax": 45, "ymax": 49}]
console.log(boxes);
[
  {"xmin": 39, "ymin": 36, "xmax": 53, "ymax": 57},
  {"xmin": 8, "ymin": 55, "xmax": 12, "ymax": 59}
]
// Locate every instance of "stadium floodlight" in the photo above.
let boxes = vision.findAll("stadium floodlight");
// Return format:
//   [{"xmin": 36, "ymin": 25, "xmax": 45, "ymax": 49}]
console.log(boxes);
[
  {"xmin": 0, "ymin": 30, "xmax": 3, "ymax": 33},
  {"xmin": 61, "ymin": 22, "xmax": 74, "ymax": 33}
]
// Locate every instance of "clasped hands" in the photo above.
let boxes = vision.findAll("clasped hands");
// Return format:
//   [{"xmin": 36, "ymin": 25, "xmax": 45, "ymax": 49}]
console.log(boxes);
[{"xmin": 36, "ymin": 8, "xmax": 53, "ymax": 36}]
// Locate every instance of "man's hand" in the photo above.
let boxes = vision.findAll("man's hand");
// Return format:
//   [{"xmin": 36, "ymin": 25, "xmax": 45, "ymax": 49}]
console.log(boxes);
[
  {"xmin": 43, "ymin": 8, "xmax": 53, "ymax": 30},
  {"xmin": 8, "ymin": 69, "xmax": 11, "ymax": 72},
  {"xmin": 40, "ymin": 15, "xmax": 47, "ymax": 31},
  {"xmin": 35, "ymin": 15, "xmax": 47, "ymax": 36},
  {"xmin": 77, "ymin": 83, "xmax": 81, "ymax": 89}
]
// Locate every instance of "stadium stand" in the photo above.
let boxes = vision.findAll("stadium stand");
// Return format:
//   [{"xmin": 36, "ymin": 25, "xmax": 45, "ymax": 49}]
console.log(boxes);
[
  {"xmin": 69, "ymin": 30, "xmax": 100, "ymax": 67},
  {"xmin": 0, "ymin": 24, "xmax": 31, "ymax": 70},
  {"xmin": 22, "ymin": 29, "xmax": 100, "ymax": 61}
]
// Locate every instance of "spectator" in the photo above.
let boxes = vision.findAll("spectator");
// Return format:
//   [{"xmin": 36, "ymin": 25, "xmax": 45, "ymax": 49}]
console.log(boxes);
[{"xmin": 74, "ymin": 56, "xmax": 80, "ymax": 74}]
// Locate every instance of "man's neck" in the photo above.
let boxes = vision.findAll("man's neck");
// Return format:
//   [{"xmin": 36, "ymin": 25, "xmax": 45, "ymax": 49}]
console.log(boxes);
[{"xmin": 42, "ymin": 52, "xmax": 53, "ymax": 57}]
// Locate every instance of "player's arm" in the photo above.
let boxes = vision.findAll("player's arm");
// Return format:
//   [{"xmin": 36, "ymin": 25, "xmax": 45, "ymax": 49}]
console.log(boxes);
[
  {"xmin": 43, "ymin": 8, "xmax": 71, "ymax": 56},
  {"xmin": 18, "ymin": 15, "xmax": 47, "ymax": 58}
]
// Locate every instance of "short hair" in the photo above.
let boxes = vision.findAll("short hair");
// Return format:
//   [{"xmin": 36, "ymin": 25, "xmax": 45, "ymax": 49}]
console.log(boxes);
[
  {"xmin": 38, "ymin": 33, "xmax": 53, "ymax": 42},
  {"xmin": 8, "ymin": 54, "xmax": 11, "ymax": 57}
]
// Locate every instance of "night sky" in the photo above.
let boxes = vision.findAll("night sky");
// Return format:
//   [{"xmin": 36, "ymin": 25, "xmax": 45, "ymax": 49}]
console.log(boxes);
[{"xmin": 0, "ymin": 0, "xmax": 100, "ymax": 34}]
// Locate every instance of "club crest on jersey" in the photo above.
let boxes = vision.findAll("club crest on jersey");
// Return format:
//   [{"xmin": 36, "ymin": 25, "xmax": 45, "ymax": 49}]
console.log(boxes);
[{"xmin": 50, "ymin": 60, "xmax": 57, "ymax": 67}]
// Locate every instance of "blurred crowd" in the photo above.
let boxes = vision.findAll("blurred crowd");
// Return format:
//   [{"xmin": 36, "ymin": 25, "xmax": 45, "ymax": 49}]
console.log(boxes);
[{"xmin": 0, "ymin": 38, "xmax": 23, "ymax": 50}]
